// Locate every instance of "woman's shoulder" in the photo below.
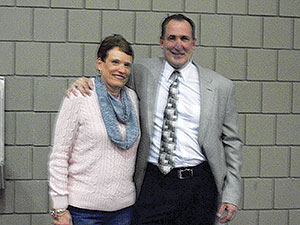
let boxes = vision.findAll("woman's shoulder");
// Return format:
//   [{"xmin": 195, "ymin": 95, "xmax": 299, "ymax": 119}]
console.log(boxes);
[{"xmin": 124, "ymin": 86, "xmax": 138, "ymax": 99}]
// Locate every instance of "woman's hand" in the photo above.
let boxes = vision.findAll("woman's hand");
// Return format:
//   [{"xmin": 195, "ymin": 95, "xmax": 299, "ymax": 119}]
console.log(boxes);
[
  {"xmin": 52, "ymin": 210, "xmax": 73, "ymax": 225},
  {"xmin": 66, "ymin": 77, "xmax": 93, "ymax": 97}
]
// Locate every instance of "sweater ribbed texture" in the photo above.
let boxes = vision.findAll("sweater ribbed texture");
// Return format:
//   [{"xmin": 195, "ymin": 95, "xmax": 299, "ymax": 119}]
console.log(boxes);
[{"xmin": 49, "ymin": 83, "xmax": 140, "ymax": 211}]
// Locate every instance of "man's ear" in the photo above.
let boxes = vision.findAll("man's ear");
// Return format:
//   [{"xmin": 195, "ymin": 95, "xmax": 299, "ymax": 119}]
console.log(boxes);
[
  {"xmin": 192, "ymin": 38, "xmax": 196, "ymax": 49},
  {"xmin": 159, "ymin": 37, "xmax": 164, "ymax": 49}
]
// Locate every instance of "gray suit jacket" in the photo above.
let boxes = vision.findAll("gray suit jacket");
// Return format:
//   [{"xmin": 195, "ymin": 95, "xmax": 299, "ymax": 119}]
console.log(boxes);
[{"xmin": 127, "ymin": 57, "xmax": 242, "ymax": 207}]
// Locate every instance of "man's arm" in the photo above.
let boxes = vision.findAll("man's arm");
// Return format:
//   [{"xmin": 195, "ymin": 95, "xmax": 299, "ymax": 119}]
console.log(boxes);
[
  {"xmin": 218, "ymin": 83, "xmax": 243, "ymax": 223},
  {"xmin": 66, "ymin": 77, "xmax": 93, "ymax": 97}
]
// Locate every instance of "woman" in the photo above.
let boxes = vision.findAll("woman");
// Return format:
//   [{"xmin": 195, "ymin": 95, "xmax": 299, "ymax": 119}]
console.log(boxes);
[{"xmin": 48, "ymin": 34, "xmax": 140, "ymax": 225}]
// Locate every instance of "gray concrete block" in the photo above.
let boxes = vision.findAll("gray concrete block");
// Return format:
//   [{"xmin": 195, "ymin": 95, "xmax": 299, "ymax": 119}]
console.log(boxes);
[
  {"xmin": 185, "ymin": 0, "xmax": 216, "ymax": 13},
  {"xmin": 33, "ymin": 113, "xmax": 51, "ymax": 146},
  {"xmin": 217, "ymin": 0, "xmax": 247, "ymax": 14},
  {"xmin": 293, "ymin": 83, "xmax": 300, "ymax": 113},
  {"xmin": 275, "ymin": 179, "xmax": 300, "ymax": 208},
  {"xmin": 151, "ymin": 46, "xmax": 164, "ymax": 58},
  {"xmin": 243, "ymin": 178, "xmax": 273, "ymax": 209},
  {"xmin": 136, "ymin": 12, "xmax": 168, "ymax": 44},
  {"xmin": 291, "ymin": 147, "xmax": 300, "ymax": 177},
  {"xmin": 50, "ymin": 43, "xmax": 83, "ymax": 76},
  {"xmin": 15, "ymin": 180, "xmax": 48, "ymax": 213},
  {"xmin": 237, "ymin": 85, "xmax": 258, "ymax": 110},
  {"xmin": 34, "ymin": 78, "xmax": 68, "ymax": 112},
  {"xmin": 263, "ymin": 17, "xmax": 293, "ymax": 49},
  {"xmin": 4, "ymin": 112, "xmax": 15, "ymax": 145},
  {"xmin": 279, "ymin": 0, "xmax": 300, "ymax": 17},
  {"xmin": 102, "ymin": 11, "xmax": 135, "ymax": 44},
  {"xmin": 0, "ymin": 0, "xmax": 14, "ymax": 6},
  {"xmin": 247, "ymin": 49, "xmax": 277, "ymax": 81},
  {"xmin": 277, "ymin": 115, "xmax": 300, "ymax": 145},
  {"xmin": 33, "ymin": 147, "xmax": 50, "ymax": 179},
  {"xmin": 0, "ymin": 181, "xmax": 14, "ymax": 213},
  {"xmin": 16, "ymin": 0, "xmax": 50, "ymax": 7},
  {"xmin": 262, "ymin": 82, "xmax": 292, "ymax": 113},
  {"xmin": 50, "ymin": 113, "xmax": 58, "ymax": 145},
  {"xmin": 278, "ymin": 50, "xmax": 300, "ymax": 81},
  {"xmin": 259, "ymin": 210, "xmax": 288, "ymax": 225},
  {"xmin": 84, "ymin": 44, "xmax": 98, "ymax": 76},
  {"xmin": 132, "ymin": 45, "xmax": 151, "ymax": 60},
  {"xmin": 5, "ymin": 146, "xmax": 32, "ymax": 179},
  {"xmin": 5, "ymin": 77, "xmax": 33, "ymax": 111},
  {"xmin": 85, "ymin": 0, "xmax": 117, "ymax": 9},
  {"xmin": 295, "ymin": 19, "xmax": 300, "ymax": 49},
  {"xmin": 0, "ymin": 7, "xmax": 33, "ymax": 41},
  {"xmin": 152, "ymin": 0, "xmax": 184, "ymax": 11},
  {"xmin": 193, "ymin": 47, "xmax": 215, "ymax": 71},
  {"xmin": 238, "ymin": 114, "xmax": 245, "ymax": 143},
  {"xmin": 51, "ymin": 0, "xmax": 84, "ymax": 8},
  {"xmin": 68, "ymin": 10, "xmax": 101, "ymax": 43},
  {"xmin": 230, "ymin": 210, "xmax": 258, "ymax": 225},
  {"xmin": 216, "ymin": 48, "xmax": 246, "ymax": 80},
  {"xmin": 16, "ymin": 42, "xmax": 49, "ymax": 75},
  {"xmin": 248, "ymin": 0, "xmax": 278, "ymax": 15},
  {"xmin": 0, "ymin": 42, "xmax": 14, "ymax": 75},
  {"xmin": 289, "ymin": 210, "xmax": 300, "ymax": 225},
  {"xmin": 200, "ymin": 15, "xmax": 231, "ymax": 46},
  {"xmin": 232, "ymin": 16, "xmax": 262, "ymax": 47},
  {"xmin": 260, "ymin": 147, "xmax": 289, "ymax": 177},
  {"xmin": 0, "ymin": 215, "xmax": 30, "ymax": 225},
  {"xmin": 119, "ymin": 0, "xmax": 151, "ymax": 10},
  {"xmin": 34, "ymin": 9, "xmax": 67, "ymax": 42},
  {"xmin": 241, "ymin": 146, "xmax": 260, "ymax": 177},
  {"xmin": 246, "ymin": 115, "xmax": 275, "ymax": 145},
  {"xmin": 32, "ymin": 214, "xmax": 52, "ymax": 225},
  {"xmin": 16, "ymin": 112, "xmax": 34, "ymax": 145}
]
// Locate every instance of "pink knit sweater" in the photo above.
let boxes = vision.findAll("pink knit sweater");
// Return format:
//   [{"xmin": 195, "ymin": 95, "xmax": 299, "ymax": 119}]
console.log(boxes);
[{"xmin": 49, "ymin": 82, "xmax": 140, "ymax": 211}]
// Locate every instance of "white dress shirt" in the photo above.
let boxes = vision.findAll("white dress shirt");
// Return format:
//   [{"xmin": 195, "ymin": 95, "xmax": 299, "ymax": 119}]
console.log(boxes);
[{"xmin": 148, "ymin": 60, "xmax": 206, "ymax": 167}]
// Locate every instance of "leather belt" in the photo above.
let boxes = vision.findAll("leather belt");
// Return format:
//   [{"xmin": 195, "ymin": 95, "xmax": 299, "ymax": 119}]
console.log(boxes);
[{"xmin": 149, "ymin": 161, "xmax": 209, "ymax": 180}]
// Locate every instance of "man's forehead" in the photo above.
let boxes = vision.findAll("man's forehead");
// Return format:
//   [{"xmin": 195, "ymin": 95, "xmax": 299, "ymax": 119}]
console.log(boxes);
[{"xmin": 165, "ymin": 21, "xmax": 193, "ymax": 35}]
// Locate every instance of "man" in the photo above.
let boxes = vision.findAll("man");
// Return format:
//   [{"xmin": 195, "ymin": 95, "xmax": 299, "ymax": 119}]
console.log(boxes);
[{"xmin": 69, "ymin": 14, "xmax": 242, "ymax": 225}]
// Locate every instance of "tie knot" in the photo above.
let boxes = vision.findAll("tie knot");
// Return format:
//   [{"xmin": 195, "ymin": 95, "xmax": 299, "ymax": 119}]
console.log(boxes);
[{"xmin": 171, "ymin": 70, "xmax": 179, "ymax": 84}]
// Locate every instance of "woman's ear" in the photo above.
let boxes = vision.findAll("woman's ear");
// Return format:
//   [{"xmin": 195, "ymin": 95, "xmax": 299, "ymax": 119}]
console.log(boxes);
[{"xmin": 96, "ymin": 58, "xmax": 103, "ymax": 71}]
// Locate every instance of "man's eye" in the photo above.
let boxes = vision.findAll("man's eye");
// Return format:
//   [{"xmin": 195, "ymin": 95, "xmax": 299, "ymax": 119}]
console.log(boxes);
[
  {"xmin": 168, "ymin": 36, "xmax": 176, "ymax": 41},
  {"xmin": 112, "ymin": 60, "xmax": 120, "ymax": 64},
  {"xmin": 181, "ymin": 37, "xmax": 190, "ymax": 42}
]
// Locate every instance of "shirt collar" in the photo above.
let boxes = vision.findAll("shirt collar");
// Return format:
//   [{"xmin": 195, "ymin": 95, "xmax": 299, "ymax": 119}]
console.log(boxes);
[{"xmin": 162, "ymin": 60, "xmax": 194, "ymax": 82}]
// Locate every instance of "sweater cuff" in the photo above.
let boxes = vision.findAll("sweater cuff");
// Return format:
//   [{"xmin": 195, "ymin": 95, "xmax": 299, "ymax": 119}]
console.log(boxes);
[{"xmin": 51, "ymin": 195, "xmax": 68, "ymax": 209}]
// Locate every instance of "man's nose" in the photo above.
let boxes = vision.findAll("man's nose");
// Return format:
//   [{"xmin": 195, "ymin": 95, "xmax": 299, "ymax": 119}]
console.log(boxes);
[{"xmin": 174, "ymin": 41, "xmax": 183, "ymax": 50}]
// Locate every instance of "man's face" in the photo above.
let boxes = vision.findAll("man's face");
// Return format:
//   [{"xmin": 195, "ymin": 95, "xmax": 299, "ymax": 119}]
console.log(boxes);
[{"xmin": 160, "ymin": 19, "xmax": 196, "ymax": 69}]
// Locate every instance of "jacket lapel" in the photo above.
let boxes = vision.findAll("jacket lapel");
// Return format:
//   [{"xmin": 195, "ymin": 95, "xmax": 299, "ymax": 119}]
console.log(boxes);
[
  {"xmin": 197, "ymin": 66, "xmax": 215, "ymax": 145},
  {"xmin": 147, "ymin": 58, "xmax": 164, "ymax": 136}
]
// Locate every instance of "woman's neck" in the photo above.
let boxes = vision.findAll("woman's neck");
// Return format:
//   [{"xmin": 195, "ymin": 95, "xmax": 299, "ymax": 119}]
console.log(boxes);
[{"xmin": 107, "ymin": 86, "xmax": 121, "ymax": 99}]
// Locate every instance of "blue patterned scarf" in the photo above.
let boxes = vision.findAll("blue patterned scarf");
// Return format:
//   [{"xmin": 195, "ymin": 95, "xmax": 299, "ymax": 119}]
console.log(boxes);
[{"xmin": 95, "ymin": 76, "xmax": 139, "ymax": 150}]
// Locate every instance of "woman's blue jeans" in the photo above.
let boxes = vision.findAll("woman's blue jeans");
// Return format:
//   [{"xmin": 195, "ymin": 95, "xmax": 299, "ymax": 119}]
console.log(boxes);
[{"xmin": 68, "ymin": 205, "xmax": 133, "ymax": 225}]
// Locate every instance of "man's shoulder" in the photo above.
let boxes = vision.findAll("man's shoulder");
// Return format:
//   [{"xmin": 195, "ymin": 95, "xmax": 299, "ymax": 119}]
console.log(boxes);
[{"xmin": 198, "ymin": 66, "xmax": 233, "ymax": 86}]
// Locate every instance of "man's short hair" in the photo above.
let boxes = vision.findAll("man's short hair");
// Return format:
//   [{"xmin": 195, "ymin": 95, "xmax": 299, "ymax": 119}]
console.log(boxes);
[{"xmin": 160, "ymin": 14, "xmax": 195, "ymax": 40}]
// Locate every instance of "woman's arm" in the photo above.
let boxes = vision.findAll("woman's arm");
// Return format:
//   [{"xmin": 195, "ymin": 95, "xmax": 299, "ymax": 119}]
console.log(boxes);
[{"xmin": 48, "ymin": 95, "xmax": 81, "ymax": 209}]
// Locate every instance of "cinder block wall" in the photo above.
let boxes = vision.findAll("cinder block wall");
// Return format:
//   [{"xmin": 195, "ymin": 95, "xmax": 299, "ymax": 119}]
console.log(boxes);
[{"xmin": 0, "ymin": 1, "xmax": 299, "ymax": 224}]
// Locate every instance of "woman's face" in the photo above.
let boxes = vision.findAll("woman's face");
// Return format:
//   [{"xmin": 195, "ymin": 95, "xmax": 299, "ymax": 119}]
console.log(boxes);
[{"xmin": 97, "ymin": 47, "xmax": 132, "ymax": 96}]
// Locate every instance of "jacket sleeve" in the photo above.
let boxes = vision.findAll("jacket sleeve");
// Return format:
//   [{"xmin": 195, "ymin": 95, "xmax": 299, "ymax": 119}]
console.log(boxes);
[
  {"xmin": 48, "ymin": 94, "xmax": 81, "ymax": 209},
  {"xmin": 221, "ymin": 83, "xmax": 243, "ymax": 207}
]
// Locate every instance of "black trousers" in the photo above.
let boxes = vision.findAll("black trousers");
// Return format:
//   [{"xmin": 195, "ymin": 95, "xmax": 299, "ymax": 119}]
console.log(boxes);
[{"xmin": 131, "ymin": 162, "xmax": 218, "ymax": 225}]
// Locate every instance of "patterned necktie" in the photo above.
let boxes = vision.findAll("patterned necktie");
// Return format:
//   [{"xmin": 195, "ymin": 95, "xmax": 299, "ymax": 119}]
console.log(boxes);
[{"xmin": 158, "ymin": 70, "xmax": 180, "ymax": 175}]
